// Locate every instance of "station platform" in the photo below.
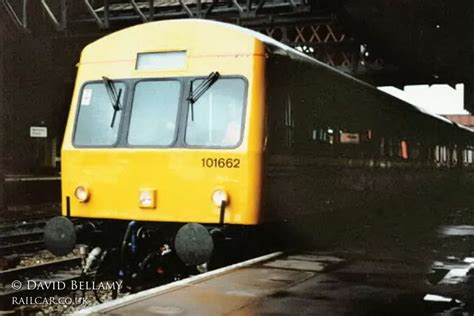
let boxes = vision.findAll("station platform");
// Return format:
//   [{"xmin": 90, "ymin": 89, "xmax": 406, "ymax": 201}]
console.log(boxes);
[{"xmin": 76, "ymin": 249, "xmax": 474, "ymax": 315}]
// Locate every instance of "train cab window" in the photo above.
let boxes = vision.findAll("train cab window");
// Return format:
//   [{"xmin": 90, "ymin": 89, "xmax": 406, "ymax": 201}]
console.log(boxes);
[
  {"xmin": 74, "ymin": 82, "xmax": 126, "ymax": 146},
  {"xmin": 185, "ymin": 78, "xmax": 246, "ymax": 147},
  {"xmin": 128, "ymin": 80, "xmax": 181, "ymax": 146}
]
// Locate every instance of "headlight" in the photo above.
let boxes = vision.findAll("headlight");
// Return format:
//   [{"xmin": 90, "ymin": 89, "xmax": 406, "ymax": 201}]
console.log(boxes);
[
  {"xmin": 139, "ymin": 189, "xmax": 156, "ymax": 208},
  {"xmin": 74, "ymin": 186, "xmax": 90, "ymax": 202},
  {"xmin": 211, "ymin": 190, "xmax": 229, "ymax": 206}
]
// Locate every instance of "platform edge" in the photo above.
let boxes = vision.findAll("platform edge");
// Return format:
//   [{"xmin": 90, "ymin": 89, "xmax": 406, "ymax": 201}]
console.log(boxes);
[{"xmin": 74, "ymin": 251, "xmax": 283, "ymax": 315}]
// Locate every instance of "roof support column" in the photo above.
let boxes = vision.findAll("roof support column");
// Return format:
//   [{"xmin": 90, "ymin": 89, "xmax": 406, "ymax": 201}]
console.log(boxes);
[{"xmin": 0, "ymin": 33, "xmax": 5, "ymax": 211}]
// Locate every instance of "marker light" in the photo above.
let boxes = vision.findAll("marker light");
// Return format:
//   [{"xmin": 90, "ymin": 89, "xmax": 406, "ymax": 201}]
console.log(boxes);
[
  {"xmin": 139, "ymin": 189, "xmax": 156, "ymax": 209},
  {"xmin": 212, "ymin": 190, "xmax": 229, "ymax": 206},
  {"xmin": 74, "ymin": 186, "xmax": 90, "ymax": 202}
]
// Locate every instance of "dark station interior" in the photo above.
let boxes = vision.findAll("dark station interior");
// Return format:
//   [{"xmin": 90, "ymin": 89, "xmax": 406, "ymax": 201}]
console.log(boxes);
[{"xmin": 1, "ymin": 1, "xmax": 474, "ymax": 315}]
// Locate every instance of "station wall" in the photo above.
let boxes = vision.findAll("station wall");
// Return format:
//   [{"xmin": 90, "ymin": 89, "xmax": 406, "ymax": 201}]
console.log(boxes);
[
  {"xmin": 1, "ymin": 27, "xmax": 92, "ymax": 175},
  {"xmin": 0, "ymin": 22, "xmax": 5, "ymax": 208}
]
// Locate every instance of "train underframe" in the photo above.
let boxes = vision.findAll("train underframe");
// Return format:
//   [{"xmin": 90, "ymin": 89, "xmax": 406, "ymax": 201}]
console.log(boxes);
[{"xmin": 44, "ymin": 217, "xmax": 262, "ymax": 292}]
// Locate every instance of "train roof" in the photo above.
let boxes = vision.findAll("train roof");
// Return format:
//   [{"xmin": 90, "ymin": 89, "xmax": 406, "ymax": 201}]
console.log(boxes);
[
  {"xmin": 213, "ymin": 20, "xmax": 473, "ymax": 137},
  {"xmin": 82, "ymin": 19, "xmax": 473, "ymax": 139}
]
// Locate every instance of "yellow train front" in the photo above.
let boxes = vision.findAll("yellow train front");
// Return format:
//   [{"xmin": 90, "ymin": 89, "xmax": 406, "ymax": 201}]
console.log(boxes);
[{"xmin": 44, "ymin": 19, "xmax": 266, "ymax": 275}]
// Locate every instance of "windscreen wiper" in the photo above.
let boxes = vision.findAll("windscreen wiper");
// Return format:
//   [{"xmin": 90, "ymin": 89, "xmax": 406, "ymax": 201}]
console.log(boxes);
[
  {"xmin": 187, "ymin": 71, "xmax": 220, "ymax": 121},
  {"xmin": 102, "ymin": 76, "xmax": 123, "ymax": 128}
]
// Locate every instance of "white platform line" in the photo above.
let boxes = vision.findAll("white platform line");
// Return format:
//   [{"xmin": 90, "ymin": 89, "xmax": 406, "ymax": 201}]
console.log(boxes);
[{"xmin": 74, "ymin": 251, "xmax": 283, "ymax": 315}]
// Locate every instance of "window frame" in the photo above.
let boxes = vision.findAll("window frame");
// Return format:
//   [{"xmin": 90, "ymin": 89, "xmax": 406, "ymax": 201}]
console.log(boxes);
[
  {"xmin": 72, "ymin": 79, "xmax": 128, "ymax": 148},
  {"xmin": 182, "ymin": 75, "xmax": 248, "ymax": 150}
]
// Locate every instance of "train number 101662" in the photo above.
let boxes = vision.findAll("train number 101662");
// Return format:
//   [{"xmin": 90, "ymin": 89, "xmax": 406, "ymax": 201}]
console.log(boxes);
[{"xmin": 201, "ymin": 158, "xmax": 240, "ymax": 168}]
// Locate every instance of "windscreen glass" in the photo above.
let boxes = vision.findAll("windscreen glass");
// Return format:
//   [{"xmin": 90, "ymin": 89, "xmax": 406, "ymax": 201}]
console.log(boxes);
[
  {"xmin": 128, "ymin": 80, "xmax": 181, "ymax": 146},
  {"xmin": 185, "ymin": 79, "xmax": 246, "ymax": 147},
  {"xmin": 74, "ymin": 82, "xmax": 126, "ymax": 146}
]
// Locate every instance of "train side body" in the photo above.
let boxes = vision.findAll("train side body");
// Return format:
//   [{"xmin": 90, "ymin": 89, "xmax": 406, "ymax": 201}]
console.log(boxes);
[{"xmin": 261, "ymin": 53, "xmax": 474, "ymax": 243}]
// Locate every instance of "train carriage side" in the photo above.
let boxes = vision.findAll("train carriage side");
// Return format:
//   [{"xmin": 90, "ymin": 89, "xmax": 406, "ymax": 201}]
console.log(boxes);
[{"xmin": 261, "ymin": 48, "xmax": 474, "ymax": 243}]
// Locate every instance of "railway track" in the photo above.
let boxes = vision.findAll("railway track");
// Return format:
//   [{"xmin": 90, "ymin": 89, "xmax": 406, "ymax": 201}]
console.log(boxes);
[
  {"xmin": 1, "ymin": 203, "xmax": 60, "ymax": 221},
  {"xmin": 0, "ymin": 221, "xmax": 47, "ymax": 256},
  {"xmin": 0, "ymin": 256, "xmax": 82, "ymax": 284},
  {"xmin": 0, "ymin": 218, "xmax": 47, "ymax": 233},
  {"xmin": 0, "ymin": 240, "xmax": 45, "ymax": 257},
  {"xmin": 0, "ymin": 257, "xmax": 83, "ymax": 310}
]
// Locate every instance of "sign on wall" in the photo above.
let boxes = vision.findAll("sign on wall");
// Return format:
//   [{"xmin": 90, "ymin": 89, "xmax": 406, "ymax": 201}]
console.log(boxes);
[{"xmin": 30, "ymin": 126, "xmax": 48, "ymax": 138}]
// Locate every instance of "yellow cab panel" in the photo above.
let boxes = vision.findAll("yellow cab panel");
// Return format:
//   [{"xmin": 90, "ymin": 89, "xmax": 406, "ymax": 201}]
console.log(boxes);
[{"xmin": 62, "ymin": 20, "xmax": 266, "ymax": 225}]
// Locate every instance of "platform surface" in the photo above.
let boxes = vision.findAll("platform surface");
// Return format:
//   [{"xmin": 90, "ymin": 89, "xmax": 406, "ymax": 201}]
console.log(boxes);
[{"xmin": 76, "ymin": 248, "xmax": 474, "ymax": 316}]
